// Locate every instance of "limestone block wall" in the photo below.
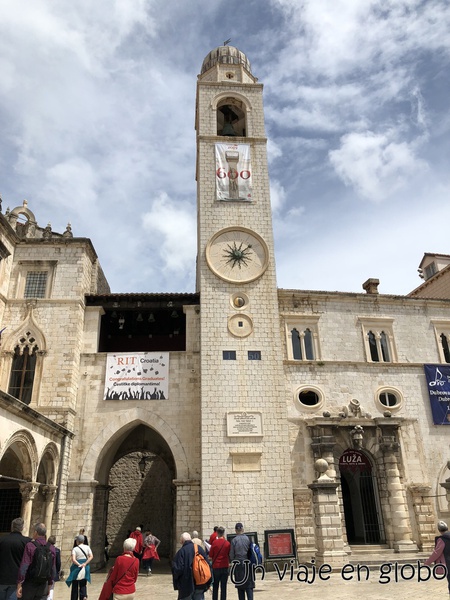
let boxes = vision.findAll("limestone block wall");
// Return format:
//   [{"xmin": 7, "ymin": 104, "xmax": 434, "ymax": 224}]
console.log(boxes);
[
  {"xmin": 61, "ymin": 348, "xmax": 201, "ymax": 557},
  {"xmin": 196, "ymin": 74, "xmax": 295, "ymax": 537},
  {"xmin": 280, "ymin": 290, "xmax": 450, "ymax": 550},
  {"xmin": 107, "ymin": 452, "xmax": 173, "ymax": 557}
]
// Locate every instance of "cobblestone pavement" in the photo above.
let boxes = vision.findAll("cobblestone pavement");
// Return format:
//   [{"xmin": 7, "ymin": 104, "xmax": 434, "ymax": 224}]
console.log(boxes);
[{"xmin": 56, "ymin": 560, "xmax": 450, "ymax": 600}]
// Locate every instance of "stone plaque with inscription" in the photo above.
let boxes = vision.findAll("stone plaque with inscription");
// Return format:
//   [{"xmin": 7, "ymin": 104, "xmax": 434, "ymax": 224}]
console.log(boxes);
[{"xmin": 227, "ymin": 411, "xmax": 263, "ymax": 437}]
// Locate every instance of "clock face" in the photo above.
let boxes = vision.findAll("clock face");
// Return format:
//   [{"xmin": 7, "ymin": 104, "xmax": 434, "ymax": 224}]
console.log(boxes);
[{"xmin": 205, "ymin": 227, "xmax": 269, "ymax": 283}]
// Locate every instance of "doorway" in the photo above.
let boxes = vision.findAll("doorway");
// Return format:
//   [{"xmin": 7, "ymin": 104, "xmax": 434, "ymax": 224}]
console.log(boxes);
[{"xmin": 339, "ymin": 449, "xmax": 385, "ymax": 545}]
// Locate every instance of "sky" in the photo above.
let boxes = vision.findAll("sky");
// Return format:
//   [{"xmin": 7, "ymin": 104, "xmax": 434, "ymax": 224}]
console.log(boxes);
[{"xmin": 1, "ymin": 0, "xmax": 449, "ymax": 296}]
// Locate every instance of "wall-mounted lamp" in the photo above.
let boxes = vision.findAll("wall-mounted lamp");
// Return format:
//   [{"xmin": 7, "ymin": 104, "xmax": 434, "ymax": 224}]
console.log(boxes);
[{"xmin": 138, "ymin": 455, "xmax": 152, "ymax": 477}]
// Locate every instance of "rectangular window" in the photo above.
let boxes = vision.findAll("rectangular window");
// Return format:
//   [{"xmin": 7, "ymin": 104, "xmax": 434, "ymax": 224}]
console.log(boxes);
[
  {"xmin": 223, "ymin": 350, "xmax": 236, "ymax": 360},
  {"xmin": 16, "ymin": 261, "xmax": 56, "ymax": 299},
  {"xmin": 24, "ymin": 271, "xmax": 48, "ymax": 298},
  {"xmin": 248, "ymin": 351, "xmax": 261, "ymax": 360}
]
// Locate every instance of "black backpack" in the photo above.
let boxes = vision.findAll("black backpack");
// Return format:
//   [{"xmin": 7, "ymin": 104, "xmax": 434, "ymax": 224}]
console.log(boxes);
[{"xmin": 28, "ymin": 541, "xmax": 53, "ymax": 582}]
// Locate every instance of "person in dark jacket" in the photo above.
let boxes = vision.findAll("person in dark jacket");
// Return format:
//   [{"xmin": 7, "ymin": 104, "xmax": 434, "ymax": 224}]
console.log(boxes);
[
  {"xmin": 46, "ymin": 536, "xmax": 61, "ymax": 600},
  {"xmin": 229, "ymin": 523, "xmax": 254, "ymax": 600},
  {"xmin": 16, "ymin": 523, "xmax": 56, "ymax": 600},
  {"xmin": 172, "ymin": 532, "xmax": 210, "ymax": 600},
  {"xmin": 0, "ymin": 518, "xmax": 31, "ymax": 600},
  {"xmin": 425, "ymin": 520, "xmax": 450, "ymax": 591}
]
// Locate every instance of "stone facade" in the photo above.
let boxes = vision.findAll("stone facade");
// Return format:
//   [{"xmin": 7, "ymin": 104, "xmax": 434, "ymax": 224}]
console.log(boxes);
[{"xmin": 1, "ymin": 46, "xmax": 450, "ymax": 570}]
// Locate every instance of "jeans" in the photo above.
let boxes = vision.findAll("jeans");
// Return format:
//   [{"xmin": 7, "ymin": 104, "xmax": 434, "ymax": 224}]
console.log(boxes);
[
  {"xmin": 237, "ymin": 589, "xmax": 253, "ymax": 600},
  {"xmin": 212, "ymin": 567, "xmax": 229, "ymax": 600},
  {"xmin": 178, "ymin": 592, "xmax": 205, "ymax": 600},
  {"xmin": 0, "ymin": 585, "xmax": 16, "ymax": 600}
]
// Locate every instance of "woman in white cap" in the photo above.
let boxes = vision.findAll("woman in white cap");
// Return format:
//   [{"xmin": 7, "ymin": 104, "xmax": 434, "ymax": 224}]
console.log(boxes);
[{"xmin": 425, "ymin": 520, "xmax": 450, "ymax": 591}]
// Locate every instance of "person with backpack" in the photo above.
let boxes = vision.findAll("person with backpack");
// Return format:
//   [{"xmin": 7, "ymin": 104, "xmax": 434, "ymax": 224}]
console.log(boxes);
[
  {"xmin": 16, "ymin": 523, "xmax": 56, "ymax": 600},
  {"xmin": 65, "ymin": 534, "xmax": 93, "ymax": 600},
  {"xmin": 229, "ymin": 523, "xmax": 254, "ymax": 600},
  {"xmin": 208, "ymin": 527, "xmax": 230, "ymax": 600},
  {"xmin": 172, "ymin": 532, "xmax": 211, "ymax": 600}
]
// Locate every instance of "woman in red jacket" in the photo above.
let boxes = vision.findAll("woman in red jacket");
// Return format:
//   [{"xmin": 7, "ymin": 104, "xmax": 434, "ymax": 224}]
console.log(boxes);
[
  {"xmin": 208, "ymin": 527, "xmax": 231, "ymax": 600},
  {"xmin": 99, "ymin": 538, "xmax": 139, "ymax": 600}
]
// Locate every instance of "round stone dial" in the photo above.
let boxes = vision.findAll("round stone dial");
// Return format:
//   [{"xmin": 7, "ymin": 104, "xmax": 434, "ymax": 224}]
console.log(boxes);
[{"xmin": 205, "ymin": 227, "xmax": 269, "ymax": 283}]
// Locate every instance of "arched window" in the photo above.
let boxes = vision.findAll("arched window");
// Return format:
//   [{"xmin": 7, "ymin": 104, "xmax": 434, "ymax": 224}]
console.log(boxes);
[
  {"xmin": 290, "ymin": 327, "xmax": 315, "ymax": 360},
  {"xmin": 367, "ymin": 330, "xmax": 392, "ymax": 363},
  {"xmin": 216, "ymin": 98, "xmax": 246, "ymax": 137},
  {"xmin": 440, "ymin": 333, "xmax": 450, "ymax": 363},
  {"xmin": 8, "ymin": 333, "xmax": 39, "ymax": 404},
  {"xmin": 368, "ymin": 331, "xmax": 378, "ymax": 361}
]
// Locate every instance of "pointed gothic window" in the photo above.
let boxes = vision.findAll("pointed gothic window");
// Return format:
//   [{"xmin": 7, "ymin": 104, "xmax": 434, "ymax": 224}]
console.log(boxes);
[
  {"xmin": 441, "ymin": 333, "xmax": 450, "ymax": 363},
  {"xmin": 8, "ymin": 344, "xmax": 38, "ymax": 404}
]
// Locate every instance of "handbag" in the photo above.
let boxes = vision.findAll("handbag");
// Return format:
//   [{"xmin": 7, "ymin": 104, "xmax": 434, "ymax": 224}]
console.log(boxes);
[{"xmin": 76, "ymin": 566, "xmax": 86, "ymax": 580}]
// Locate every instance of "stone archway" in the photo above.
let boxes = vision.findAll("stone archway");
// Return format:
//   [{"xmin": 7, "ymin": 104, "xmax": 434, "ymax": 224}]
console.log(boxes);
[
  {"xmin": 0, "ymin": 430, "xmax": 38, "ymax": 534},
  {"xmin": 105, "ymin": 424, "xmax": 175, "ymax": 559},
  {"xmin": 339, "ymin": 448, "xmax": 385, "ymax": 545}
]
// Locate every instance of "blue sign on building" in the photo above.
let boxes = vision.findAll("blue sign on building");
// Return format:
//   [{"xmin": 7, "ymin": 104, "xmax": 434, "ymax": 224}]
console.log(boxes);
[{"xmin": 424, "ymin": 364, "xmax": 450, "ymax": 425}]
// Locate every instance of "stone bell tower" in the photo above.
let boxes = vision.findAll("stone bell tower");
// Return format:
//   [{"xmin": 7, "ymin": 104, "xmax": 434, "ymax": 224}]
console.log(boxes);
[{"xmin": 196, "ymin": 45, "xmax": 295, "ymax": 534}]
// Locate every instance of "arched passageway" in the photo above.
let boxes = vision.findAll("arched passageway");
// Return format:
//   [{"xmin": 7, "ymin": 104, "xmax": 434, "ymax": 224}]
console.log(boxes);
[{"xmin": 95, "ymin": 424, "xmax": 176, "ymax": 560}]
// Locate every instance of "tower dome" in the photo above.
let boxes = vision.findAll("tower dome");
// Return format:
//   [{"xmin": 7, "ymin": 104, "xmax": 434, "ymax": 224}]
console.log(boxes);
[{"xmin": 201, "ymin": 45, "xmax": 252, "ymax": 75}]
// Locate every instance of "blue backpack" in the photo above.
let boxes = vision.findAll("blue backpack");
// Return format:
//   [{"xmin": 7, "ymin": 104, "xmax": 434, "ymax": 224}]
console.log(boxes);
[{"xmin": 247, "ymin": 542, "xmax": 263, "ymax": 565}]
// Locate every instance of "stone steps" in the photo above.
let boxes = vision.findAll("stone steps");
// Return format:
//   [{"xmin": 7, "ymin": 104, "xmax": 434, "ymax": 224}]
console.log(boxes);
[{"xmin": 348, "ymin": 546, "xmax": 429, "ymax": 569}]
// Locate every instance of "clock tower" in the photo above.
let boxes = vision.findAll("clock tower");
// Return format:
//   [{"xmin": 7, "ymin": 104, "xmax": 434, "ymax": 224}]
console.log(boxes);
[{"xmin": 196, "ymin": 46, "xmax": 295, "ymax": 533}]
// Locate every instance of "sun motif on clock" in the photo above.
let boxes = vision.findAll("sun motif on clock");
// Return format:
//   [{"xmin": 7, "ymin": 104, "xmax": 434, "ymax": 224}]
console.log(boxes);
[
  {"xmin": 206, "ymin": 227, "xmax": 269, "ymax": 283},
  {"xmin": 223, "ymin": 240, "xmax": 253, "ymax": 269}
]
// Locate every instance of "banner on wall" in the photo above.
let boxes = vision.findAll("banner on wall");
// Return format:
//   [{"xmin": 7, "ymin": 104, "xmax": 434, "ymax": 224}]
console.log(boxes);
[
  {"xmin": 215, "ymin": 143, "xmax": 252, "ymax": 201},
  {"xmin": 104, "ymin": 352, "xmax": 169, "ymax": 400},
  {"xmin": 424, "ymin": 364, "xmax": 450, "ymax": 424}
]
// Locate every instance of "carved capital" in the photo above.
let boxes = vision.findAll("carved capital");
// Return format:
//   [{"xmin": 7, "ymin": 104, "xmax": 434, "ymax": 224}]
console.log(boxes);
[
  {"xmin": 19, "ymin": 482, "xmax": 40, "ymax": 502},
  {"xmin": 41, "ymin": 485, "xmax": 57, "ymax": 502}
]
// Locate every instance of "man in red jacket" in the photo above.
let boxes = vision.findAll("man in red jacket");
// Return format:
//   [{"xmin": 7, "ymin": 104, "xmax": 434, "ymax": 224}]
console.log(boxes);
[{"xmin": 208, "ymin": 527, "xmax": 230, "ymax": 600}]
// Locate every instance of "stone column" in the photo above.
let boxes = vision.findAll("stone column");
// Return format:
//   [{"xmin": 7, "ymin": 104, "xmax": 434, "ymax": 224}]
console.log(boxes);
[
  {"xmin": 409, "ymin": 484, "xmax": 436, "ymax": 552},
  {"xmin": 41, "ymin": 485, "xmax": 57, "ymax": 533},
  {"xmin": 19, "ymin": 482, "xmax": 40, "ymax": 535},
  {"xmin": 380, "ymin": 429, "xmax": 418, "ymax": 552},
  {"xmin": 308, "ymin": 459, "xmax": 347, "ymax": 568},
  {"xmin": 293, "ymin": 488, "xmax": 317, "ymax": 563}
]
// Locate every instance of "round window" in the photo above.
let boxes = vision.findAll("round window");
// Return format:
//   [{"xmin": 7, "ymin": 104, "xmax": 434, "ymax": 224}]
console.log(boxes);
[
  {"xmin": 295, "ymin": 386, "xmax": 324, "ymax": 411},
  {"xmin": 299, "ymin": 390, "xmax": 320, "ymax": 406},
  {"xmin": 375, "ymin": 387, "xmax": 403, "ymax": 412}
]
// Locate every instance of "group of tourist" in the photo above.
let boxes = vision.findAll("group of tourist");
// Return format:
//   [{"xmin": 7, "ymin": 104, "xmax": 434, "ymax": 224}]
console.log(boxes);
[
  {"xmin": 3, "ymin": 518, "xmax": 450, "ymax": 600},
  {"xmin": 172, "ymin": 522, "xmax": 254, "ymax": 600}
]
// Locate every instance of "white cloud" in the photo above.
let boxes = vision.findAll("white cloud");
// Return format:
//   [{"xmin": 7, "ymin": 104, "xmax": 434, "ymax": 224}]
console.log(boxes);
[
  {"xmin": 329, "ymin": 130, "xmax": 428, "ymax": 201},
  {"xmin": 270, "ymin": 180, "xmax": 287, "ymax": 213},
  {"xmin": 142, "ymin": 193, "xmax": 196, "ymax": 277}
]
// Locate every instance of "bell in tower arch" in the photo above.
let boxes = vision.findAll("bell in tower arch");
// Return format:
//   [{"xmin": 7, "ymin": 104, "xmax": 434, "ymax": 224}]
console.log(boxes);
[{"xmin": 219, "ymin": 105, "xmax": 238, "ymax": 136}]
